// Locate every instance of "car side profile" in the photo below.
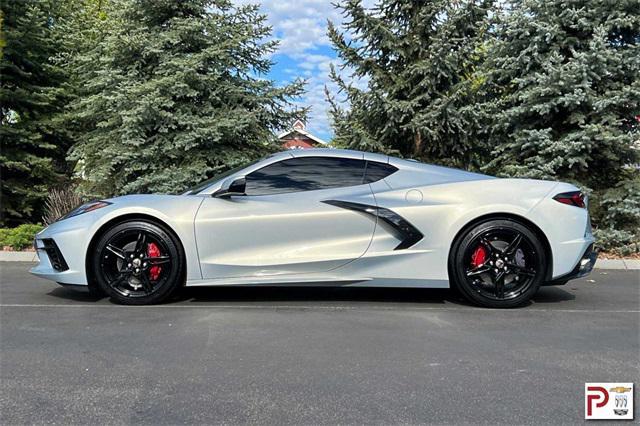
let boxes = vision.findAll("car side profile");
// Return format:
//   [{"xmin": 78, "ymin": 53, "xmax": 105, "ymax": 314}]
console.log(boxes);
[{"xmin": 31, "ymin": 148, "xmax": 597, "ymax": 307}]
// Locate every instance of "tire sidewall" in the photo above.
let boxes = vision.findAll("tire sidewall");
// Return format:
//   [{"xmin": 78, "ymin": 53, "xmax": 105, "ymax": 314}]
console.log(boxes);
[
  {"xmin": 451, "ymin": 219, "xmax": 546, "ymax": 308},
  {"xmin": 92, "ymin": 220, "xmax": 184, "ymax": 305}
]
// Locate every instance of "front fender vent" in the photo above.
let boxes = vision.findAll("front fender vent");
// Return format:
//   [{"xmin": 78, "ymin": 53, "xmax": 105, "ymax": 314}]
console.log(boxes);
[{"xmin": 42, "ymin": 239, "xmax": 69, "ymax": 272}]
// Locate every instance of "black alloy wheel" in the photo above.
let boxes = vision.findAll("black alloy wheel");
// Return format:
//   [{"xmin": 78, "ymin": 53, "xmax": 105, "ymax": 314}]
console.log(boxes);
[
  {"xmin": 92, "ymin": 220, "xmax": 184, "ymax": 305},
  {"xmin": 450, "ymin": 219, "xmax": 546, "ymax": 308}
]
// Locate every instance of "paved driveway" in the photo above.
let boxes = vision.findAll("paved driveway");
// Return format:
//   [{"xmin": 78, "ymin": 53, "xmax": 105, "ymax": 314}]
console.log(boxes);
[{"xmin": 1, "ymin": 262, "xmax": 638, "ymax": 425}]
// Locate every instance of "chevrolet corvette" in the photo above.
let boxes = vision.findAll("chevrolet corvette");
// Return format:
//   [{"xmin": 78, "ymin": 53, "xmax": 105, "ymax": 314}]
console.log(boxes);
[{"xmin": 31, "ymin": 149, "xmax": 597, "ymax": 307}]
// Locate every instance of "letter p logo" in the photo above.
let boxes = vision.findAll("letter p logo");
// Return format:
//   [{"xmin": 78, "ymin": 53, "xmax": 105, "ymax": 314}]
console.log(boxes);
[{"xmin": 586, "ymin": 386, "xmax": 609, "ymax": 418}]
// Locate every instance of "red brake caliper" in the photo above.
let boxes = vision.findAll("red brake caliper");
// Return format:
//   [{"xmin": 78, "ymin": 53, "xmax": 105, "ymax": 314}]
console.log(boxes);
[
  {"xmin": 147, "ymin": 242, "xmax": 162, "ymax": 281},
  {"xmin": 470, "ymin": 245, "xmax": 487, "ymax": 268}
]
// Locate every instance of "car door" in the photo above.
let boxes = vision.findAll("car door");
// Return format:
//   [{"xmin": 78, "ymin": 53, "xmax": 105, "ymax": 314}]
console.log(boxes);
[{"xmin": 194, "ymin": 154, "xmax": 377, "ymax": 279}]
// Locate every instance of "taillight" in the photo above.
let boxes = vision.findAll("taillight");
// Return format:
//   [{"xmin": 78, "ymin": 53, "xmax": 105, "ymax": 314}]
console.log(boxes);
[{"xmin": 553, "ymin": 191, "xmax": 586, "ymax": 208}]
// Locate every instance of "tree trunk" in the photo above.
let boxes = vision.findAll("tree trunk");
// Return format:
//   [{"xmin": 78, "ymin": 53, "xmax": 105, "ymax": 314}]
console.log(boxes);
[{"xmin": 413, "ymin": 132, "xmax": 423, "ymax": 158}]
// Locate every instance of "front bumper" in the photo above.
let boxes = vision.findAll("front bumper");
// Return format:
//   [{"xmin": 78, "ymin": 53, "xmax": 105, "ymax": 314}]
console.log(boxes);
[
  {"xmin": 30, "ymin": 219, "xmax": 92, "ymax": 285},
  {"xmin": 547, "ymin": 244, "xmax": 597, "ymax": 285},
  {"xmin": 31, "ymin": 241, "xmax": 85, "ymax": 285},
  {"xmin": 36, "ymin": 238, "xmax": 69, "ymax": 271}
]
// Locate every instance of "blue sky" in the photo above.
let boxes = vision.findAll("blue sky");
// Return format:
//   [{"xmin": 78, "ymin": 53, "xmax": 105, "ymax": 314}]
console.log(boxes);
[{"xmin": 235, "ymin": 0, "xmax": 373, "ymax": 142}]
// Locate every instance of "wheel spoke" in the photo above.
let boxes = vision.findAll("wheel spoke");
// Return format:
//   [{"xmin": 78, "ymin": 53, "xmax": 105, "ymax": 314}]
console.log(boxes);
[
  {"xmin": 466, "ymin": 264, "xmax": 490, "ymax": 277},
  {"xmin": 139, "ymin": 273, "xmax": 153, "ymax": 294},
  {"xmin": 479, "ymin": 236, "xmax": 494, "ymax": 254},
  {"xmin": 143, "ymin": 255, "xmax": 170, "ymax": 265},
  {"xmin": 494, "ymin": 270, "xmax": 505, "ymax": 299},
  {"xmin": 108, "ymin": 273, "xmax": 128, "ymax": 289},
  {"xmin": 134, "ymin": 232, "xmax": 146, "ymax": 253},
  {"xmin": 503, "ymin": 233, "xmax": 523, "ymax": 255},
  {"xmin": 106, "ymin": 244, "xmax": 125, "ymax": 259},
  {"xmin": 507, "ymin": 262, "xmax": 536, "ymax": 277}
]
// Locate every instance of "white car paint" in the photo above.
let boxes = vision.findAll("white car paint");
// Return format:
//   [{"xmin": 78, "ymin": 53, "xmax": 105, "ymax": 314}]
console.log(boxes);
[{"xmin": 31, "ymin": 148, "xmax": 595, "ymax": 289}]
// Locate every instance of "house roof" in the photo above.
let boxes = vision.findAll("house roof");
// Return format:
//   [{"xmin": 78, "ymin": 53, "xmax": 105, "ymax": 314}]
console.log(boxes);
[{"xmin": 277, "ymin": 120, "xmax": 327, "ymax": 145}]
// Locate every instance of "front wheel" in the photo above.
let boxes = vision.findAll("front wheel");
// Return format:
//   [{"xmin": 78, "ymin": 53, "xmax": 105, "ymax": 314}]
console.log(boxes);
[
  {"xmin": 450, "ymin": 219, "xmax": 547, "ymax": 308},
  {"xmin": 91, "ymin": 220, "xmax": 184, "ymax": 305}
]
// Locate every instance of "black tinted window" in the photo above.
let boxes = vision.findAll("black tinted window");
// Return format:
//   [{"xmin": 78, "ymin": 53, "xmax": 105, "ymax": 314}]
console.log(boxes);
[
  {"xmin": 364, "ymin": 161, "xmax": 398, "ymax": 183},
  {"xmin": 245, "ymin": 157, "xmax": 366, "ymax": 195}
]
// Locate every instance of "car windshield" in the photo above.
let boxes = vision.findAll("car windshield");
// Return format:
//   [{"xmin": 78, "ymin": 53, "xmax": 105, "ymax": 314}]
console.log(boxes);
[{"xmin": 182, "ymin": 159, "xmax": 260, "ymax": 195}]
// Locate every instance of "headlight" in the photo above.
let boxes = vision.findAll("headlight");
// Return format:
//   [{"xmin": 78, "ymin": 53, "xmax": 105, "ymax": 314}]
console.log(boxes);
[{"xmin": 59, "ymin": 201, "xmax": 112, "ymax": 221}]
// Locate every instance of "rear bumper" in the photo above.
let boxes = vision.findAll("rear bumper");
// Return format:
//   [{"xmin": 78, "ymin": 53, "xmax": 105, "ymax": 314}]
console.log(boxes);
[{"xmin": 546, "ymin": 244, "xmax": 597, "ymax": 285}]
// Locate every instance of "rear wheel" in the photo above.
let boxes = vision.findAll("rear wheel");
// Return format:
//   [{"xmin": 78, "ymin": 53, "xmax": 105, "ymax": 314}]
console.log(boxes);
[
  {"xmin": 91, "ymin": 220, "xmax": 184, "ymax": 305},
  {"xmin": 450, "ymin": 219, "xmax": 546, "ymax": 308}
]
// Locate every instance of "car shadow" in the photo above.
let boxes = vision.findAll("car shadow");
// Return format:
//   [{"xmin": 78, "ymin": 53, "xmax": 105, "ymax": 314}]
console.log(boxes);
[
  {"xmin": 172, "ymin": 285, "xmax": 576, "ymax": 307},
  {"xmin": 531, "ymin": 286, "xmax": 576, "ymax": 303},
  {"xmin": 46, "ymin": 287, "xmax": 106, "ymax": 302},
  {"xmin": 175, "ymin": 286, "xmax": 456, "ymax": 305},
  {"xmin": 45, "ymin": 283, "xmax": 576, "ymax": 307}
]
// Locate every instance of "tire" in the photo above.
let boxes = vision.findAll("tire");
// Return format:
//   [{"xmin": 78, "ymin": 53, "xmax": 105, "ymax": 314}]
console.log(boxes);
[
  {"xmin": 91, "ymin": 220, "xmax": 184, "ymax": 305},
  {"xmin": 450, "ymin": 219, "xmax": 547, "ymax": 308},
  {"xmin": 87, "ymin": 283, "xmax": 105, "ymax": 298}
]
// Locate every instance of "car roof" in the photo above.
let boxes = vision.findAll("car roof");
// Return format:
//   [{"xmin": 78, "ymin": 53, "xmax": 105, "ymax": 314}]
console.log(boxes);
[
  {"xmin": 193, "ymin": 148, "xmax": 488, "ymax": 195},
  {"xmin": 288, "ymin": 148, "xmax": 390, "ymax": 163},
  {"xmin": 287, "ymin": 148, "xmax": 490, "ymax": 182},
  {"xmin": 289, "ymin": 148, "xmax": 361, "ymax": 158}
]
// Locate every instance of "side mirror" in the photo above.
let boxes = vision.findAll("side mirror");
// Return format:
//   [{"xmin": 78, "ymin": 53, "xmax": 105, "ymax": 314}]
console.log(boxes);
[{"xmin": 212, "ymin": 177, "xmax": 246, "ymax": 198}]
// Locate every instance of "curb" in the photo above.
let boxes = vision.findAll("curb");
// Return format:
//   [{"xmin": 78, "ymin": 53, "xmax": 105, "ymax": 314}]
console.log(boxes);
[
  {"xmin": 1, "ymin": 252, "xmax": 638, "ymax": 270},
  {"xmin": 0, "ymin": 252, "xmax": 38, "ymax": 262},
  {"xmin": 595, "ymin": 259, "xmax": 640, "ymax": 270}
]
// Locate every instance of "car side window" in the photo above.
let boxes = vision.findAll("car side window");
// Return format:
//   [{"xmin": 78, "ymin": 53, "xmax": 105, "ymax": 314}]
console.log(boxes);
[
  {"xmin": 245, "ymin": 157, "xmax": 366, "ymax": 196},
  {"xmin": 364, "ymin": 161, "xmax": 398, "ymax": 183}
]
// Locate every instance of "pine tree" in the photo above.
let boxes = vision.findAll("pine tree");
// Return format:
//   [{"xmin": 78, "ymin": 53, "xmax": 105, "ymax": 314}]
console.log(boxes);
[
  {"xmin": 478, "ymin": 0, "xmax": 640, "ymax": 253},
  {"xmin": 327, "ymin": 0, "xmax": 491, "ymax": 169},
  {"xmin": 66, "ymin": 0, "xmax": 305, "ymax": 197},
  {"xmin": 0, "ymin": 0, "xmax": 67, "ymax": 225}
]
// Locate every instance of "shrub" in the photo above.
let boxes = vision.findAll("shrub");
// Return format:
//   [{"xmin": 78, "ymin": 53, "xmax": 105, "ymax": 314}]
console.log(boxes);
[
  {"xmin": 0, "ymin": 224, "xmax": 45, "ymax": 250},
  {"xmin": 593, "ymin": 228, "xmax": 639, "ymax": 256},
  {"xmin": 43, "ymin": 186, "xmax": 84, "ymax": 226},
  {"xmin": 0, "ymin": 228, "xmax": 11, "ymax": 248},
  {"xmin": 590, "ymin": 176, "xmax": 640, "ymax": 255}
]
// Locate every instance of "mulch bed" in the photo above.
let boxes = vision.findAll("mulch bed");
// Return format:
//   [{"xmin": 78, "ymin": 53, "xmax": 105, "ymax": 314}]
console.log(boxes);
[{"xmin": 599, "ymin": 251, "xmax": 640, "ymax": 260}]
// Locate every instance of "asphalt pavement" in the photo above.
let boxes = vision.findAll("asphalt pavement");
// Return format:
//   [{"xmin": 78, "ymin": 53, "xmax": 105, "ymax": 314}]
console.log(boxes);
[{"xmin": 1, "ymin": 262, "xmax": 639, "ymax": 425}]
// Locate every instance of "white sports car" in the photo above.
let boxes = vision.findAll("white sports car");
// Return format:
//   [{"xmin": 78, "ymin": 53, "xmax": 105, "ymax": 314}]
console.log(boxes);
[{"xmin": 31, "ymin": 149, "xmax": 597, "ymax": 307}]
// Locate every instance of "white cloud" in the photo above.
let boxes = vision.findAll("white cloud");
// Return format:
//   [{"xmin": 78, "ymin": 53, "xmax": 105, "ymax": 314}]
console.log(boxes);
[
  {"xmin": 234, "ymin": 0, "xmax": 376, "ymax": 140},
  {"xmin": 235, "ymin": 0, "xmax": 343, "ymax": 55}
]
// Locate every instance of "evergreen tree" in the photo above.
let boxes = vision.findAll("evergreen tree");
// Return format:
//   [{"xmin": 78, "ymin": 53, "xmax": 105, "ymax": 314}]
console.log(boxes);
[
  {"xmin": 0, "ymin": 0, "xmax": 67, "ymax": 225},
  {"xmin": 478, "ymin": 0, "xmax": 640, "ymax": 253},
  {"xmin": 327, "ymin": 0, "xmax": 491, "ymax": 168},
  {"xmin": 66, "ymin": 0, "xmax": 305, "ymax": 197}
]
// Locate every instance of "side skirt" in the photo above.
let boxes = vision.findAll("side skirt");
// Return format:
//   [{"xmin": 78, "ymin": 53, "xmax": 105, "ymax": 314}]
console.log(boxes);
[{"xmin": 185, "ymin": 277, "xmax": 449, "ymax": 288}]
